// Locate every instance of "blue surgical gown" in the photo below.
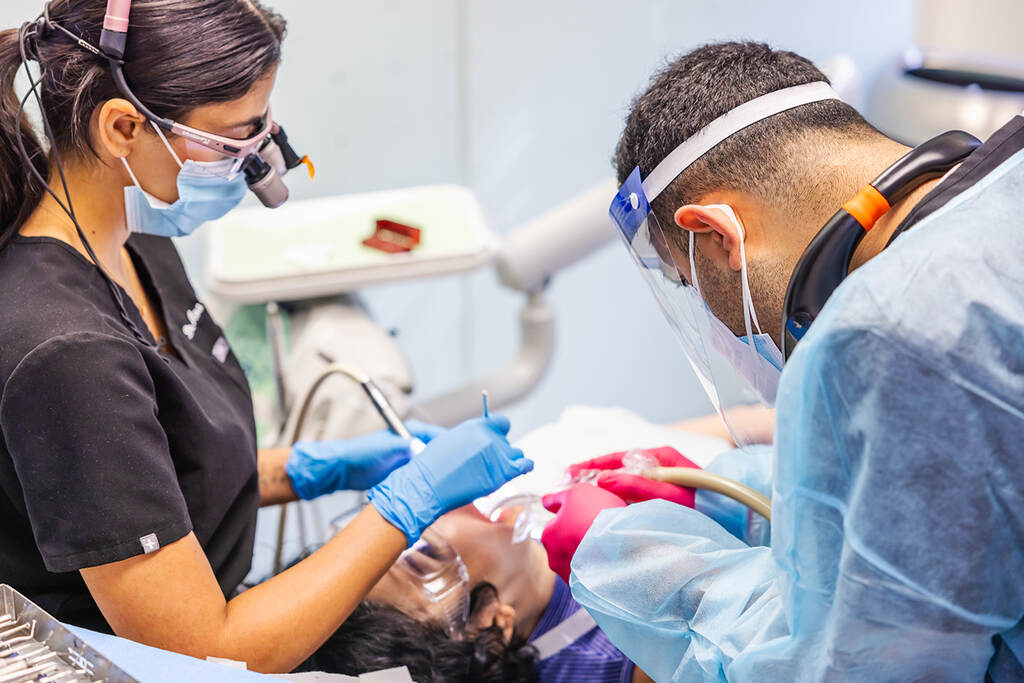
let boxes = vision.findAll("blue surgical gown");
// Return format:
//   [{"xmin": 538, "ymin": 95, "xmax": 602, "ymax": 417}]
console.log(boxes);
[{"xmin": 571, "ymin": 140, "xmax": 1024, "ymax": 680}]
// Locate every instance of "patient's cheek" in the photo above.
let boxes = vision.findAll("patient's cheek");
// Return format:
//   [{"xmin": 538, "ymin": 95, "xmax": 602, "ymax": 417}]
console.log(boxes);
[{"xmin": 431, "ymin": 510, "xmax": 516, "ymax": 559}]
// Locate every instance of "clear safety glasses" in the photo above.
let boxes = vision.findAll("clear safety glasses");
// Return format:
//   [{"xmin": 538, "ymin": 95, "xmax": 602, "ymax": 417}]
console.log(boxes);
[
  {"xmin": 396, "ymin": 529, "xmax": 471, "ymax": 638},
  {"xmin": 609, "ymin": 167, "xmax": 778, "ymax": 449},
  {"xmin": 167, "ymin": 107, "xmax": 276, "ymax": 161}
]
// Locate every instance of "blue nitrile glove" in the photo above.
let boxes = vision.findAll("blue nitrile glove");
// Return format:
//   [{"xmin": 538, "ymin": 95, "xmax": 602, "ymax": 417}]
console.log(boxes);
[
  {"xmin": 286, "ymin": 420, "xmax": 446, "ymax": 500},
  {"xmin": 368, "ymin": 415, "xmax": 533, "ymax": 545}
]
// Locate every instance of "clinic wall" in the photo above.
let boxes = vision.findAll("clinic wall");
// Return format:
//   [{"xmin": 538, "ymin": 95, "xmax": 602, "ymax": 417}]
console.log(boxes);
[
  {"xmin": 448, "ymin": 0, "xmax": 919, "ymax": 436},
  {"xmin": 287, "ymin": 0, "xmax": 922, "ymax": 439},
  {"xmin": 0, "ymin": 0, "xmax": 918, "ymax": 440},
  {"xmin": 0, "ymin": 0, "xmax": 918, "ymax": 582}
]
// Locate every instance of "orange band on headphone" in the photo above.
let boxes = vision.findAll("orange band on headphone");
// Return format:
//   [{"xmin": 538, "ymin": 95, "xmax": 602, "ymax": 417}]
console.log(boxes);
[{"xmin": 842, "ymin": 184, "xmax": 891, "ymax": 230}]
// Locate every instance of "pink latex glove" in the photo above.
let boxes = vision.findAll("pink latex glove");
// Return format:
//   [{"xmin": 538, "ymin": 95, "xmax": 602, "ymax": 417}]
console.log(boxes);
[
  {"xmin": 541, "ymin": 483, "xmax": 626, "ymax": 583},
  {"xmin": 567, "ymin": 446, "xmax": 701, "ymax": 508}
]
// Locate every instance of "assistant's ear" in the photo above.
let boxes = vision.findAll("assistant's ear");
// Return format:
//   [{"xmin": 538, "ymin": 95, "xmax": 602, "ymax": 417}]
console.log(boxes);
[
  {"xmin": 674, "ymin": 204, "xmax": 745, "ymax": 272},
  {"xmin": 94, "ymin": 98, "xmax": 148, "ymax": 159}
]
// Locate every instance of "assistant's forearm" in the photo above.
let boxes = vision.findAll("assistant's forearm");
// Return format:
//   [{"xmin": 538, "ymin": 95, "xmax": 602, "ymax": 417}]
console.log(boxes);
[
  {"xmin": 258, "ymin": 448, "xmax": 298, "ymax": 506},
  {"xmin": 220, "ymin": 505, "xmax": 406, "ymax": 672}
]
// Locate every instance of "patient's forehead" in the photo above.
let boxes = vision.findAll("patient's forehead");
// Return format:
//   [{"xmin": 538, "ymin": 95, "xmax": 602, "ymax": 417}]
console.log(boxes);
[{"xmin": 366, "ymin": 566, "xmax": 444, "ymax": 625}]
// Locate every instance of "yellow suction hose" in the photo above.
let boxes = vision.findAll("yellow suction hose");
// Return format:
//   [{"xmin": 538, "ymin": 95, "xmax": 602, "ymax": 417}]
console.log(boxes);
[{"xmin": 642, "ymin": 467, "xmax": 772, "ymax": 520}]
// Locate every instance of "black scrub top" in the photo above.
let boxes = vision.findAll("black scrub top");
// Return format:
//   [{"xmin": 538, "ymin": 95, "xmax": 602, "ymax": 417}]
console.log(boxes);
[{"xmin": 0, "ymin": 233, "xmax": 259, "ymax": 632}]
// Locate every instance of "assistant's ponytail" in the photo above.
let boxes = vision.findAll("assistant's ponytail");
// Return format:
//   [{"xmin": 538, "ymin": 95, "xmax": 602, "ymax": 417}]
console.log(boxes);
[{"xmin": 0, "ymin": 28, "xmax": 47, "ymax": 245}]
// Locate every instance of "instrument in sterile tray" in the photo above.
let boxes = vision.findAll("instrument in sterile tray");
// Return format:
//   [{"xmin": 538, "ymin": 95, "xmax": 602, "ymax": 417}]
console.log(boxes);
[{"xmin": 0, "ymin": 585, "xmax": 138, "ymax": 683}]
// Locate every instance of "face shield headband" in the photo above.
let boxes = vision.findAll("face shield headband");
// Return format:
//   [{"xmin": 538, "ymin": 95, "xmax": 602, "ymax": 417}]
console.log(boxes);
[
  {"xmin": 609, "ymin": 81, "xmax": 841, "ymax": 446},
  {"xmin": 36, "ymin": 0, "xmax": 313, "ymax": 208}
]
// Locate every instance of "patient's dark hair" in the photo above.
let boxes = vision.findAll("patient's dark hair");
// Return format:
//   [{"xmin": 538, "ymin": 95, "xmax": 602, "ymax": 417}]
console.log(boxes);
[
  {"xmin": 615, "ymin": 41, "xmax": 885, "ymax": 228},
  {"xmin": 298, "ymin": 584, "xmax": 539, "ymax": 682}
]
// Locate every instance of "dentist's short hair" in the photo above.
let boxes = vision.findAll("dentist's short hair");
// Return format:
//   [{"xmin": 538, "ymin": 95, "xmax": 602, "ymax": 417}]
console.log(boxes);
[{"xmin": 615, "ymin": 41, "xmax": 883, "ymax": 227}]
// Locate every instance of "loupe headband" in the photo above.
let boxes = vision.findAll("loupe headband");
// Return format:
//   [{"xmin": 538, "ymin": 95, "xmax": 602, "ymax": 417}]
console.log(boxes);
[
  {"xmin": 35, "ymin": 0, "xmax": 309, "ymax": 208},
  {"xmin": 100, "ymin": 0, "xmax": 280, "ymax": 158},
  {"xmin": 40, "ymin": 0, "xmax": 278, "ymax": 159}
]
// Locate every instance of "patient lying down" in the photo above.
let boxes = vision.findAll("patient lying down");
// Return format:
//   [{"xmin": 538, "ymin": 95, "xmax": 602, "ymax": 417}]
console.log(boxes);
[{"xmin": 295, "ymin": 505, "xmax": 653, "ymax": 683}]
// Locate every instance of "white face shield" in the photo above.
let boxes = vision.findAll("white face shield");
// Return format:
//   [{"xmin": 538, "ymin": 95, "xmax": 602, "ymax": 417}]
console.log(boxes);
[{"xmin": 609, "ymin": 82, "xmax": 841, "ymax": 448}]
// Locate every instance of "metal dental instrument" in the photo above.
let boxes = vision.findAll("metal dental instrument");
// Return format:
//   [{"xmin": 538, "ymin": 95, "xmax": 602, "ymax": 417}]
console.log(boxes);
[
  {"xmin": 362, "ymin": 375, "xmax": 419, "ymax": 447},
  {"xmin": 295, "ymin": 357, "xmax": 424, "ymax": 452},
  {"xmin": 273, "ymin": 360, "xmax": 424, "ymax": 574},
  {"xmin": 0, "ymin": 625, "xmax": 28, "ymax": 641},
  {"xmin": 0, "ymin": 585, "xmax": 138, "ymax": 682}
]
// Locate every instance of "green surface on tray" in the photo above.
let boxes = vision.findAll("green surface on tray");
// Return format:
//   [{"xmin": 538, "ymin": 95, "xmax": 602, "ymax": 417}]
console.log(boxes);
[{"xmin": 213, "ymin": 190, "xmax": 486, "ymax": 282}]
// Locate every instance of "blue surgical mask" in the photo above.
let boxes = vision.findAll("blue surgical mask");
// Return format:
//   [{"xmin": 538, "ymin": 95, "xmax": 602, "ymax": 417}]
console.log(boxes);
[
  {"xmin": 692, "ymin": 205, "xmax": 785, "ymax": 406},
  {"xmin": 121, "ymin": 123, "xmax": 248, "ymax": 238},
  {"xmin": 742, "ymin": 333, "xmax": 785, "ymax": 371}
]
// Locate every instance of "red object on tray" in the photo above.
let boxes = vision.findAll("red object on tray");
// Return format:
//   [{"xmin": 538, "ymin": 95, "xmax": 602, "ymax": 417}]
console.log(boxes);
[{"xmin": 362, "ymin": 219, "xmax": 422, "ymax": 253}]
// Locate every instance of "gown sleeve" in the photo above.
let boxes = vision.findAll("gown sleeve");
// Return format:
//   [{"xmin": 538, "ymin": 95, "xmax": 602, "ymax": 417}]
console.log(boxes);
[
  {"xmin": 1, "ymin": 332, "xmax": 192, "ymax": 572},
  {"xmin": 571, "ymin": 323, "xmax": 1024, "ymax": 681},
  {"xmin": 569, "ymin": 500, "xmax": 786, "ymax": 682}
]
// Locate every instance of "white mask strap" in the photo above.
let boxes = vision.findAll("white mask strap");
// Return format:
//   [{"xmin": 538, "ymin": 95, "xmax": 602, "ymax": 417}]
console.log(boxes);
[
  {"xmin": 121, "ymin": 155, "xmax": 172, "ymax": 211},
  {"xmin": 688, "ymin": 230, "xmax": 701, "ymax": 295},
  {"xmin": 736, "ymin": 222, "xmax": 761, "ymax": 341},
  {"xmin": 706, "ymin": 204, "xmax": 763, "ymax": 334},
  {"xmin": 120, "ymin": 156, "xmax": 142, "ymax": 189},
  {"xmin": 151, "ymin": 121, "xmax": 185, "ymax": 170}
]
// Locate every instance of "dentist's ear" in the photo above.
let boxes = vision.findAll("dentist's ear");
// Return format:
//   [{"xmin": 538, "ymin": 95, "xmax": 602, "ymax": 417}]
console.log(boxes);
[{"xmin": 674, "ymin": 204, "xmax": 745, "ymax": 272}]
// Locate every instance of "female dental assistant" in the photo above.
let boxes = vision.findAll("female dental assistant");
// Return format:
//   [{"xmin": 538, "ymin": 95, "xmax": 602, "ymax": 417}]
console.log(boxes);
[{"xmin": 0, "ymin": 0, "xmax": 532, "ymax": 674}]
